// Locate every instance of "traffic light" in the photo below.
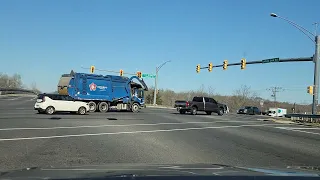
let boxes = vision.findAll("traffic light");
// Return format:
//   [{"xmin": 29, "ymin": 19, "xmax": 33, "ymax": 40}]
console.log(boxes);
[
  {"xmin": 120, "ymin": 69, "xmax": 124, "ymax": 76},
  {"xmin": 136, "ymin": 71, "xmax": 142, "ymax": 78},
  {"xmin": 241, "ymin": 58, "xmax": 246, "ymax": 70},
  {"xmin": 90, "ymin": 66, "xmax": 95, "ymax": 73},
  {"xmin": 208, "ymin": 62, "xmax": 213, "ymax": 72},
  {"xmin": 307, "ymin": 85, "xmax": 314, "ymax": 95},
  {"xmin": 196, "ymin": 64, "xmax": 200, "ymax": 73},
  {"xmin": 223, "ymin": 60, "xmax": 228, "ymax": 70}
]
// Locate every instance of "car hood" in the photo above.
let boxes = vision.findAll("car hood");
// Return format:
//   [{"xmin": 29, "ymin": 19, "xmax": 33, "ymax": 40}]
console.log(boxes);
[{"xmin": 1, "ymin": 164, "xmax": 319, "ymax": 179}]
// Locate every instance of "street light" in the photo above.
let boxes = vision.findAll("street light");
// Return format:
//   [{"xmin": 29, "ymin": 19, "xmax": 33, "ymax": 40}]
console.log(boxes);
[
  {"xmin": 270, "ymin": 13, "xmax": 320, "ymax": 114},
  {"xmin": 153, "ymin": 60, "xmax": 171, "ymax": 105}
]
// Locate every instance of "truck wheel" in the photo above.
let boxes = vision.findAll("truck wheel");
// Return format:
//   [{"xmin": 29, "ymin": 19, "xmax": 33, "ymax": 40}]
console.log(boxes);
[
  {"xmin": 190, "ymin": 107, "xmax": 197, "ymax": 115},
  {"xmin": 45, "ymin": 106, "xmax": 55, "ymax": 115},
  {"xmin": 88, "ymin": 101, "xmax": 97, "ymax": 112},
  {"xmin": 179, "ymin": 110, "xmax": 186, "ymax": 114},
  {"xmin": 78, "ymin": 106, "xmax": 87, "ymax": 115},
  {"xmin": 98, "ymin": 102, "xmax": 109, "ymax": 113},
  {"xmin": 131, "ymin": 103, "xmax": 140, "ymax": 113},
  {"xmin": 217, "ymin": 108, "xmax": 224, "ymax": 116},
  {"xmin": 206, "ymin": 111, "xmax": 212, "ymax": 115}
]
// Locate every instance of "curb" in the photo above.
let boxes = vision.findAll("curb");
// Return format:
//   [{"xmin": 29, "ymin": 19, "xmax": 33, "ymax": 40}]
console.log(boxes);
[{"xmin": 146, "ymin": 106, "xmax": 175, "ymax": 110}]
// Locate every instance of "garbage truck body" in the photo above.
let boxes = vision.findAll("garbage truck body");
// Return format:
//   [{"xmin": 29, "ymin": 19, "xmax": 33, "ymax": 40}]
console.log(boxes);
[{"xmin": 57, "ymin": 72, "xmax": 148, "ymax": 113}]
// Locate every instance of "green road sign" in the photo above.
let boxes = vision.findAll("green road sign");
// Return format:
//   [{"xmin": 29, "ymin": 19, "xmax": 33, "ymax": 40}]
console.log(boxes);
[
  {"xmin": 142, "ymin": 74, "xmax": 156, "ymax": 78},
  {"xmin": 262, "ymin": 58, "xmax": 280, "ymax": 63}
]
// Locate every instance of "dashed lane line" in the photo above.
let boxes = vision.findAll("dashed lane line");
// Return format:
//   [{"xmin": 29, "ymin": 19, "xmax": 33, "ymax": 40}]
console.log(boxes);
[
  {"xmin": 0, "ymin": 123, "xmax": 283, "ymax": 142},
  {"xmin": 275, "ymin": 127, "xmax": 320, "ymax": 136},
  {"xmin": 0, "ymin": 120, "xmax": 261, "ymax": 131}
]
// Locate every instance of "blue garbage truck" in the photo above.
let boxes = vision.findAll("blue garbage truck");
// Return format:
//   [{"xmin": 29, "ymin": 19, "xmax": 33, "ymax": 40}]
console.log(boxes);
[{"xmin": 57, "ymin": 71, "xmax": 148, "ymax": 113}]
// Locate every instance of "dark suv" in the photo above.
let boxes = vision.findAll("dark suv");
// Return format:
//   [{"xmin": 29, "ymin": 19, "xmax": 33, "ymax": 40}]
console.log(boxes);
[{"xmin": 237, "ymin": 106, "xmax": 261, "ymax": 115}]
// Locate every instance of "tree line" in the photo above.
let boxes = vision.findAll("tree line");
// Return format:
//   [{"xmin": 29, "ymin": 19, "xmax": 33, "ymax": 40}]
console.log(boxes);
[
  {"xmin": 144, "ymin": 84, "xmax": 312, "ymax": 114},
  {"xmin": 0, "ymin": 73, "xmax": 41, "ymax": 94}
]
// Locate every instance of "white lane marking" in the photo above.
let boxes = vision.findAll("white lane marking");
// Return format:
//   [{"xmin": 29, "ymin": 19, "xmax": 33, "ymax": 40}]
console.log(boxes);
[
  {"xmin": 6, "ymin": 97, "xmax": 23, "ymax": 101},
  {"xmin": 275, "ymin": 127, "xmax": 320, "ymax": 136},
  {"xmin": 0, "ymin": 121, "xmax": 258, "ymax": 131},
  {"xmin": 275, "ymin": 127, "xmax": 289, "ymax": 130},
  {"xmin": 290, "ymin": 129, "xmax": 320, "ymax": 135},
  {"xmin": 14, "ymin": 108, "xmax": 29, "ymax": 110},
  {"xmin": 288, "ymin": 127, "xmax": 320, "ymax": 130},
  {"xmin": 276, "ymin": 127, "xmax": 320, "ymax": 130},
  {"xmin": 0, "ymin": 124, "xmax": 280, "ymax": 142},
  {"xmin": 28, "ymin": 97, "xmax": 37, "ymax": 101}
]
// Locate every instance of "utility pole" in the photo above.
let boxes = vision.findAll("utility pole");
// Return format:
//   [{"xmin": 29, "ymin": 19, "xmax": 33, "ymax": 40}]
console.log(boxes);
[{"xmin": 267, "ymin": 87, "xmax": 283, "ymax": 108}]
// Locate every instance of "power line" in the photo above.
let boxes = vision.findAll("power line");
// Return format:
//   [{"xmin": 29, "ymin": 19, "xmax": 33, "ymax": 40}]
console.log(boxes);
[{"xmin": 266, "ymin": 87, "xmax": 284, "ymax": 107}]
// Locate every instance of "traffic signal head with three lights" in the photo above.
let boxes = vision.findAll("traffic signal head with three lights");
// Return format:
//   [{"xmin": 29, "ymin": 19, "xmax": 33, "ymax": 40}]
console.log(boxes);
[
  {"xmin": 241, "ymin": 58, "xmax": 246, "ymax": 70},
  {"xmin": 120, "ymin": 69, "xmax": 124, "ymax": 76},
  {"xmin": 196, "ymin": 64, "xmax": 200, "ymax": 73},
  {"xmin": 90, "ymin": 66, "xmax": 95, "ymax": 73},
  {"xmin": 136, "ymin": 71, "xmax": 142, "ymax": 78},
  {"xmin": 307, "ymin": 85, "xmax": 314, "ymax": 95},
  {"xmin": 223, "ymin": 60, "xmax": 228, "ymax": 70},
  {"xmin": 208, "ymin": 62, "xmax": 213, "ymax": 72}
]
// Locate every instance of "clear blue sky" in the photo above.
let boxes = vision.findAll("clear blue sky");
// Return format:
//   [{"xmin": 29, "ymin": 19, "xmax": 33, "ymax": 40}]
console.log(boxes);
[{"xmin": 0, "ymin": 0, "xmax": 319, "ymax": 104}]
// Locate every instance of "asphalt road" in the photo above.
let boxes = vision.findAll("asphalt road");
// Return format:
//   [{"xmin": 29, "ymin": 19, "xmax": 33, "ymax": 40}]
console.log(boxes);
[{"xmin": 0, "ymin": 96, "xmax": 320, "ymax": 171}]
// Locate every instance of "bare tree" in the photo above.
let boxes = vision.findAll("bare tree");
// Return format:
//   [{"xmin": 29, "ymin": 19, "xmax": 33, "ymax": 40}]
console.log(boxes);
[
  {"xmin": 0, "ymin": 73, "xmax": 23, "ymax": 88},
  {"xmin": 30, "ymin": 82, "xmax": 41, "ymax": 94},
  {"xmin": 232, "ymin": 85, "xmax": 257, "ymax": 109}
]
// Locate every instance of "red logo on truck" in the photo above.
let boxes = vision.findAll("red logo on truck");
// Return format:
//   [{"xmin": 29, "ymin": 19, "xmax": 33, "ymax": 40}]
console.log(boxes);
[{"xmin": 89, "ymin": 82, "xmax": 97, "ymax": 91}]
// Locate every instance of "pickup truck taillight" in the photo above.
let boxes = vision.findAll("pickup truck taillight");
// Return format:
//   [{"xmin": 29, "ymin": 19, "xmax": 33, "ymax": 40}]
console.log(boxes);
[{"xmin": 186, "ymin": 101, "xmax": 189, "ymax": 107}]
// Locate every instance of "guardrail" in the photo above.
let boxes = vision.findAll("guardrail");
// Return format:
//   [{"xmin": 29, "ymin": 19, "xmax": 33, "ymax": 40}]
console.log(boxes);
[
  {"xmin": 285, "ymin": 113, "xmax": 320, "ymax": 123},
  {"xmin": 0, "ymin": 88, "xmax": 38, "ymax": 95}
]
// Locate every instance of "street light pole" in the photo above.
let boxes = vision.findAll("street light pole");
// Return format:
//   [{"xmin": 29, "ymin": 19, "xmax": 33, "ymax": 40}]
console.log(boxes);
[
  {"xmin": 314, "ymin": 36, "xmax": 320, "ymax": 114},
  {"xmin": 270, "ymin": 13, "xmax": 319, "ymax": 114},
  {"xmin": 153, "ymin": 60, "xmax": 171, "ymax": 105}
]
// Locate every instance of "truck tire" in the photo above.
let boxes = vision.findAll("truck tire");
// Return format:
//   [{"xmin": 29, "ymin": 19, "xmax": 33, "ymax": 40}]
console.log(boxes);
[
  {"xmin": 131, "ymin": 103, "xmax": 140, "ymax": 113},
  {"xmin": 88, "ymin": 101, "xmax": 97, "ymax": 112},
  {"xmin": 190, "ymin": 107, "xmax": 197, "ymax": 115},
  {"xmin": 78, "ymin": 106, "xmax": 87, "ymax": 115},
  {"xmin": 45, "ymin": 106, "xmax": 55, "ymax": 115},
  {"xmin": 179, "ymin": 110, "xmax": 186, "ymax": 114},
  {"xmin": 217, "ymin": 108, "xmax": 224, "ymax": 116},
  {"xmin": 98, "ymin": 102, "xmax": 109, "ymax": 113}
]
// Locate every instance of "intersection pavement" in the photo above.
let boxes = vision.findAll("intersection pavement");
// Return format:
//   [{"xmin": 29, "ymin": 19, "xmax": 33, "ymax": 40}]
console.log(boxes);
[{"xmin": 0, "ymin": 96, "xmax": 319, "ymax": 171}]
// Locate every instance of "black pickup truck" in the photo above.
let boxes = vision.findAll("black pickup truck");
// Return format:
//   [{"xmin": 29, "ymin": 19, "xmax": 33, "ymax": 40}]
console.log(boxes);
[{"xmin": 174, "ymin": 96, "xmax": 225, "ymax": 115}]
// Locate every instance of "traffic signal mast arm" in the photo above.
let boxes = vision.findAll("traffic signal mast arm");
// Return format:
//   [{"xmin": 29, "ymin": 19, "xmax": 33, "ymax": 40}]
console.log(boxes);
[{"xmin": 199, "ymin": 57, "xmax": 313, "ymax": 69}]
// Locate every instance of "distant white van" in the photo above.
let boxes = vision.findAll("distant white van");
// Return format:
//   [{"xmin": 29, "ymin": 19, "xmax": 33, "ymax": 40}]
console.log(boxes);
[{"xmin": 268, "ymin": 108, "xmax": 287, "ymax": 117}]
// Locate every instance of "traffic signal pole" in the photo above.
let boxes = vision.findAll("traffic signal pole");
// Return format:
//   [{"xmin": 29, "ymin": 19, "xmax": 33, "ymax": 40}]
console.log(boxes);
[
  {"xmin": 153, "ymin": 60, "xmax": 171, "ymax": 105},
  {"xmin": 312, "ymin": 35, "xmax": 320, "ymax": 114},
  {"xmin": 153, "ymin": 68, "xmax": 159, "ymax": 105}
]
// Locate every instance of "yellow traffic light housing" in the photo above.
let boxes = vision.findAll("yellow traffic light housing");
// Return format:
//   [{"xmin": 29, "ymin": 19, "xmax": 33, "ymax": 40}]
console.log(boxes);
[
  {"xmin": 241, "ymin": 58, "xmax": 246, "ymax": 70},
  {"xmin": 136, "ymin": 71, "xmax": 142, "ymax": 78},
  {"xmin": 223, "ymin": 60, "xmax": 228, "ymax": 70},
  {"xmin": 90, "ymin": 66, "xmax": 95, "ymax": 74},
  {"xmin": 307, "ymin": 85, "xmax": 314, "ymax": 95},
  {"xmin": 208, "ymin": 62, "xmax": 213, "ymax": 72},
  {"xmin": 196, "ymin": 64, "xmax": 200, "ymax": 73},
  {"xmin": 120, "ymin": 69, "xmax": 124, "ymax": 76}
]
